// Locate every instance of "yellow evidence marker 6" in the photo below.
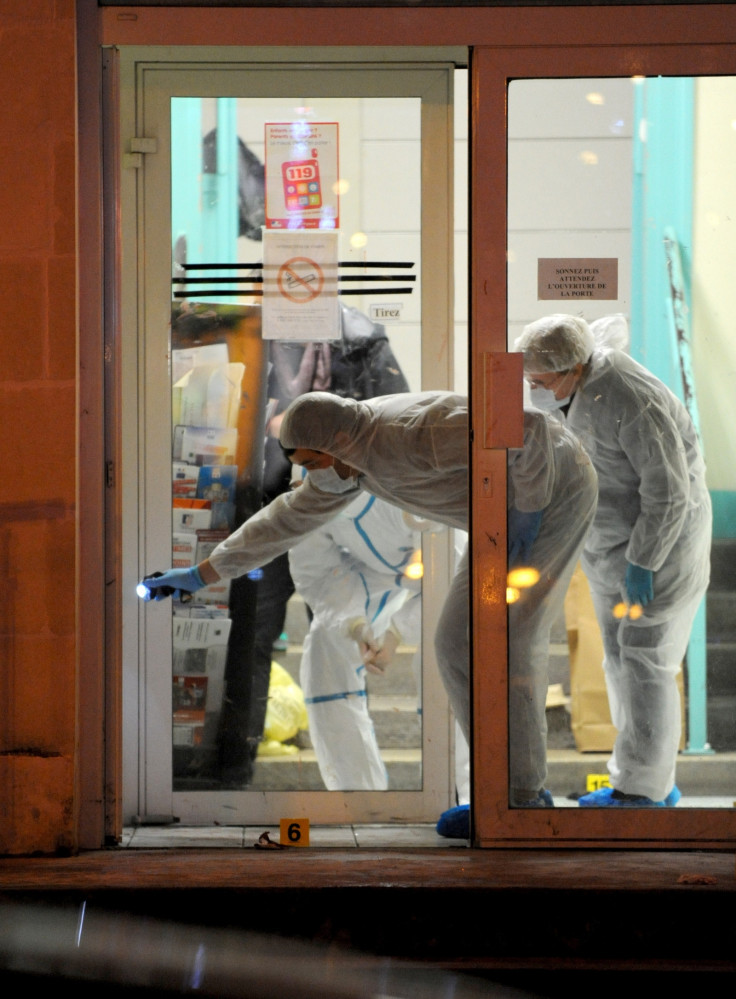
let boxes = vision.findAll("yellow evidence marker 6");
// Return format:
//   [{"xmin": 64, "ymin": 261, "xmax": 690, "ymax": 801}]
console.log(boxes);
[{"xmin": 280, "ymin": 817, "xmax": 310, "ymax": 846}]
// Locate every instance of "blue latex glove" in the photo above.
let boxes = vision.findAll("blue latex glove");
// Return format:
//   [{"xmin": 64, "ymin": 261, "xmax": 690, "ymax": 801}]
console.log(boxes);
[
  {"xmin": 625, "ymin": 562, "xmax": 654, "ymax": 606},
  {"xmin": 137, "ymin": 566, "xmax": 205, "ymax": 602},
  {"xmin": 508, "ymin": 508, "xmax": 543, "ymax": 566}
]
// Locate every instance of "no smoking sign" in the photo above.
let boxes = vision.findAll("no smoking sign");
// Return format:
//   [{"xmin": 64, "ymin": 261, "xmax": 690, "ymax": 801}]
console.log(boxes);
[
  {"xmin": 262, "ymin": 229, "xmax": 339, "ymax": 340},
  {"xmin": 278, "ymin": 256, "xmax": 324, "ymax": 303}
]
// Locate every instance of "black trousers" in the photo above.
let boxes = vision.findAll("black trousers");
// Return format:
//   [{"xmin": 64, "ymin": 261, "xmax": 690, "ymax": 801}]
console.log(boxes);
[{"xmin": 215, "ymin": 552, "xmax": 294, "ymax": 784}]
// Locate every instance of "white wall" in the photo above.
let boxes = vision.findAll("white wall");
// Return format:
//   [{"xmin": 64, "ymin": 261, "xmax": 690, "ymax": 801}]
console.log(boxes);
[
  {"xmin": 506, "ymin": 77, "xmax": 634, "ymax": 350},
  {"xmin": 505, "ymin": 75, "xmax": 735, "ymax": 495},
  {"xmin": 692, "ymin": 77, "xmax": 736, "ymax": 493}
]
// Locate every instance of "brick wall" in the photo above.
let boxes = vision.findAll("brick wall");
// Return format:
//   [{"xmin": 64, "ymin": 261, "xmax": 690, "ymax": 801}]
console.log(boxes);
[{"xmin": 0, "ymin": 0, "xmax": 78, "ymax": 855}]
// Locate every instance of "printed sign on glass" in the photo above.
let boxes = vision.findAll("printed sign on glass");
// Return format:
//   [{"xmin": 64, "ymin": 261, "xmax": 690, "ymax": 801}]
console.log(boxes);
[
  {"xmin": 265, "ymin": 122, "xmax": 339, "ymax": 230},
  {"xmin": 262, "ymin": 229, "xmax": 340, "ymax": 340}
]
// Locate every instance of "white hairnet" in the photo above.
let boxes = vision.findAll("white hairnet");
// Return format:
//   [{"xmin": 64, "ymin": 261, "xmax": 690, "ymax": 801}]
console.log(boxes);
[
  {"xmin": 514, "ymin": 314, "xmax": 595, "ymax": 373},
  {"xmin": 279, "ymin": 391, "xmax": 362, "ymax": 453},
  {"xmin": 589, "ymin": 314, "xmax": 630, "ymax": 352}
]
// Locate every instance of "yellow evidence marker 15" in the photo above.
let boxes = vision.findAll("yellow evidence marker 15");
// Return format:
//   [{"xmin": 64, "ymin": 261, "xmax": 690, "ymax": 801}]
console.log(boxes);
[{"xmin": 586, "ymin": 774, "xmax": 611, "ymax": 792}]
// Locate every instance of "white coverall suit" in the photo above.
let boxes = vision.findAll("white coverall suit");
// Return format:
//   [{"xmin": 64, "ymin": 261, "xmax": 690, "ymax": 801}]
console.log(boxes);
[
  {"xmin": 207, "ymin": 391, "xmax": 595, "ymax": 805},
  {"xmin": 566, "ymin": 348, "xmax": 711, "ymax": 801},
  {"xmin": 288, "ymin": 493, "xmax": 423, "ymax": 790},
  {"xmin": 208, "ymin": 391, "xmax": 473, "ymax": 745},
  {"xmin": 507, "ymin": 411, "xmax": 598, "ymax": 802}
]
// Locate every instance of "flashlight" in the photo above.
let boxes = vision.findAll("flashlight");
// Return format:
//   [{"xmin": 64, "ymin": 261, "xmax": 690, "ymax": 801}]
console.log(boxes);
[
  {"xmin": 137, "ymin": 571, "xmax": 192, "ymax": 603},
  {"xmin": 137, "ymin": 571, "xmax": 170, "ymax": 601}
]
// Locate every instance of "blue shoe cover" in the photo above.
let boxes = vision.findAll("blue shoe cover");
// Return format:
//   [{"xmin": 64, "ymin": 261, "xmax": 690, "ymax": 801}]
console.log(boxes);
[
  {"xmin": 663, "ymin": 785, "xmax": 681, "ymax": 806},
  {"xmin": 436, "ymin": 804, "xmax": 469, "ymax": 838},
  {"xmin": 515, "ymin": 789, "xmax": 555, "ymax": 808},
  {"xmin": 579, "ymin": 784, "xmax": 681, "ymax": 807},
  {"xmin": 578, "ymin": 786, "xmax": 616, "ymax": 807}
]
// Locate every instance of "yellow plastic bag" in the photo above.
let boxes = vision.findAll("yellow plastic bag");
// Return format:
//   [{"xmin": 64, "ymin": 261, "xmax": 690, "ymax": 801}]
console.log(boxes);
[{"xmin": 262, "ymin": 660, "xmax": 309, "ymax": 744}]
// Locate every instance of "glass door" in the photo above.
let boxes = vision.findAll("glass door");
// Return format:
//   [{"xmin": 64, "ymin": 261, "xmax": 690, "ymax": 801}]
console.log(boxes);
[
  {"xmin": 119, "ymin": 51, "xmax": 464, "ymax": 826},
  {"xmin": 506, "ymin": 75, "xmax": 736, "ymax": 812}
]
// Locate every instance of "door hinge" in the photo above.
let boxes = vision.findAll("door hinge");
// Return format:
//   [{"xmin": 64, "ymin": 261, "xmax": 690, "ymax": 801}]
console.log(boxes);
[
  {"xmin": 105, "ymin": 460, "xmax": 115, "ymax": 487},
  {"xmin": 124, "ymin": 136, "xmax": 158, "ymax": 169}
]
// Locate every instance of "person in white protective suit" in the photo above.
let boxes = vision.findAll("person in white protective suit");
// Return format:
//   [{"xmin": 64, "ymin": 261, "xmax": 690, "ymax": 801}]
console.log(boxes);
[
  {"xmin": 505, "ymin": 408, "xmax": 598, "ymax": 806},
  {"xmin": 139, "ymin": 390, "xmax": 594, "ymax": 829},
  {"xmin": 515, "ymin": 314, "xmax": 712, "ymax": 807},
  {"xmin": 289, "ymin": 492, "xmax": 421, "ymax": 790},
  {"xmin": 437, "ymin": 403, "xmax": 598, "ymax": 836},
  {"xmin": 288, "ymin": 490, "xmax": 463, "ymax": 792}
]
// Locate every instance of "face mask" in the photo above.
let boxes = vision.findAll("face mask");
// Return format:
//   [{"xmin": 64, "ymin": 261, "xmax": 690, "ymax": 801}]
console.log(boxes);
[
  {"xmin": 308, "ymin": 464, "xmax": 359, "ymax": 494},
  {"xmin": 530, "ymin": 385, "xmax": 570, "ymax": 412},
  {"xmin": 529, "ymin": 368, "xmax": 577, "ymax": 412}
]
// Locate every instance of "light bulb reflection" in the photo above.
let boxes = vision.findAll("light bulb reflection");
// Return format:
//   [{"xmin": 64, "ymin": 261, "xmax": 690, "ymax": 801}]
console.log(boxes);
[
  {"xmin": 613, "ymin": 601, "xmax": 643, "ymax": 620},
  {"xmin": 405, "ymin": 560, "xmax": 424, "ymax": 581},
  {"xmin": 507, "ymin": 586, "xmax": 521, "ymax": 604},
  {"xmin": 289, "ymin": 121, "xmax": 312, "ymax": 140},
  {"xmin": 507, "ymin": 566, "xmax": 540, "ymax": 589}
]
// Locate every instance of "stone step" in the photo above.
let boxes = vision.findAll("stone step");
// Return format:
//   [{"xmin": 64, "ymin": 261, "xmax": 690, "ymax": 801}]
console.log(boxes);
[
  {"xmin": 706, "ymin": 592, "xmax": 736, "ymax": 641},
  {"xmin": 273, "ymin": 642, "xmax": 420, "ymax": 694},
  {"xmin": 274, "ymin": 649, "xmax": 421, "ymax": 701},
  {"xmin": 293, "ymin": 694, "xmax": 421, "ymax": 752},
  {"xmin": 548, "ymin": 643, "xmax": 571, "ymax": 691},
  {"xmin": 705, "ymin": 696, "xmax": 736, "ymax": 751},
  {"xmin": 175, "ymin": 743, "xmax": 736, "ymax": 796},
  {"xmin": 249, "ymin": 748, "xmax": 422, "ymax": 791},
  {"xmin": 245, "ymin": 746, "xmax": 736, "ymax": 796},
  {"xmin": 279, "ymin": 588, "xmax": 736, "ymax": 757},
  {"xmin": 700, "ymin": 643, "xmax": 736, "ymax": 695},
  {"xmin": 367, "ymin": 695, "xmax": 421, "ymax": 748},
  {"xmin": 710, "ymin": 538, "xmax": 736, "ymax": 592},
  {"xmin": 546, "ymin": 749, "xmax": 736, "ymax": 798}
]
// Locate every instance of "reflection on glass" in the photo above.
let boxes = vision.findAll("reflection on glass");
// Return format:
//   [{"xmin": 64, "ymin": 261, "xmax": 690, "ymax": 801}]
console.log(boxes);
[
  {"xmin": 286, "ymin": 497, "xmax": 425, "ymax": 791},
  {"xmin": 169, "ymin": 96, "xmax": 426, "ymax": 793},
  {"xmin": 170, "ymin": 303, "xmax": 267, "ymax": 790},
  {"xmin": 506, "ymin": 410, "xmax": 598, "ymax": 809},
  {"xmin": 507, "ymin": 77, "xmax": 736, "ymax": 809}
]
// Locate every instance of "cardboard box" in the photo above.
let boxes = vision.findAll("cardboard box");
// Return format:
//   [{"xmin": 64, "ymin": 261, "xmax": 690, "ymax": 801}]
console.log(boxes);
[
  {"xmin": 173, "ymin": 722, "xmax": 204, "ymax": 747},
  {"xmin": 172, "ymin": 500, "xmax": 212, "ymax": 535},
  {"xmin": 172, "ymin": 532, "xmax": 196, "ymax": 568},
  {"xmin": 174, "ymin": 425, "xmax": 238, "ymax": 466},
  {"xmin": 172, "ymin": 462, "xmax": 200, "ymax": 498},
  {"xmin": 564, "ymin": 565, "xmax": 617, "ymax": 752},
  {"xmin": 172, "ymin": 674, "xmax": 208, "ymax": 723}
]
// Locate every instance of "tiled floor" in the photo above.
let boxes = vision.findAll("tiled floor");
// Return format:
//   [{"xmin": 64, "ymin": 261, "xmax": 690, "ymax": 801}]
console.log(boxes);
[
  {"xmin": 121, "ymin": 791, "xmax": 735, "ymax": 849},
  {"xmin": 121, "ymin": 822, "xmax": 462, "ymax": 849}
]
